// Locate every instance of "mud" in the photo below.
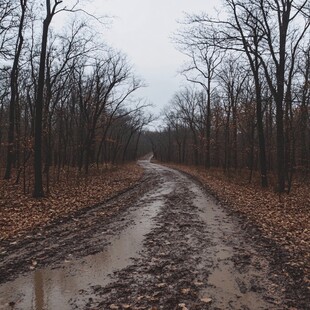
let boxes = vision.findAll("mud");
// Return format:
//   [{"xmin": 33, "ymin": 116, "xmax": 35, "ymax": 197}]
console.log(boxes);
[
  {"xmin": 0, "ymin": 174, "xmax": 163, "ymax": 310},
  {"xmin": 0, "ymin": 160, "xmax": 307, "ymax": 309}
]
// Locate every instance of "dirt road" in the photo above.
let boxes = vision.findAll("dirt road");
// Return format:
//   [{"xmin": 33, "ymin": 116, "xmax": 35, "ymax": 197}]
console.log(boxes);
[{"xmin": 0, "ymin": 160, "xmax": 304, "ymax": 309}]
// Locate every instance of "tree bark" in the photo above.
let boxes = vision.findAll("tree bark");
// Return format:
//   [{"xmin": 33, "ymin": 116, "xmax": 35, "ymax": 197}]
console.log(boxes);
[
  {"xmin": 4, "ymin": 0, "xmax": 26, "ymax": 180},
  {"xmin": 33, "ymin": 1, "xmax": 53, "ymax": 197}
]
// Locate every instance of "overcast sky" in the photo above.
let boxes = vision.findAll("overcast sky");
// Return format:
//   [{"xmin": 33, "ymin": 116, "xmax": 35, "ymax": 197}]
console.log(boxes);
[{"xmin": 74, "ymin": 0, "xmax": 222, "ymax": 128}]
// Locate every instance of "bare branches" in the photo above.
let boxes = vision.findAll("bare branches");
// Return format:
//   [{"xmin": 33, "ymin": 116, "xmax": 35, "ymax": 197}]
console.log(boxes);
[
  {"xmin": 168, "ymin": 0, "xmax": 310, "ymax": 189},
  {"xmin": 0, "ymin": 0, "xmax": 19, "ymax": 58}
]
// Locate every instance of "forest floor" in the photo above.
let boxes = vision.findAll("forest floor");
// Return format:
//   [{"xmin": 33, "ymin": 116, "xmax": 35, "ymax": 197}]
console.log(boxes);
[
  {"xmin": 0, "ymin": 163, "xmax": 143, "ymax": 241},
  {"xmin": 0, "ymin": 160, "xmax": 309, "ymax": 309}
]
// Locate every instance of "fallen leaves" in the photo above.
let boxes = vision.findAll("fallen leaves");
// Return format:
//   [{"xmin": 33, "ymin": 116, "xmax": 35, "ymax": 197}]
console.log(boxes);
[
  {"xmin": 200, "ymin": 297, "xmax": 212, "ymax": 304},
  {"xmin": 0, "ymin": 163, "xmax": 143, "ymax": 241},
  {"xmin": 181, "ymin": 288, "xmax": 190, "ymax": 294}
]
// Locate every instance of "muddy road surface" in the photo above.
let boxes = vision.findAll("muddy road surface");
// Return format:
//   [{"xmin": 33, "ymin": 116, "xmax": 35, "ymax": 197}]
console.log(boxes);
[{"xmin": 0, "ymin": 160, "xmax": 305, "ymax": 309}]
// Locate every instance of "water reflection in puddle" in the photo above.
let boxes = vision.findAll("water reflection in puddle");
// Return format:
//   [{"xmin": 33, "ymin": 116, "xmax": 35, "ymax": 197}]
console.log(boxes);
[{"xmin": 0, "ymin": 195, "xmax": 163, "ymax": 310}]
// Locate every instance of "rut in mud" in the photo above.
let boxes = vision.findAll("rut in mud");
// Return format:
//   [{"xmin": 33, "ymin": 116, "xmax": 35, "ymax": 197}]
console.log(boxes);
[{"xmin": 0, "ymin": 160, "xmax": 304, "ymax": 309}]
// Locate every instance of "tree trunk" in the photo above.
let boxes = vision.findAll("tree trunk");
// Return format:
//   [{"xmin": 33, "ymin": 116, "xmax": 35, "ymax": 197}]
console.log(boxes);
[
  {"xmin": 134, "ymin": 129, "xmax": 142, "ymax": 160},
  {"xmin": 33, "ymin": 2, "xmax": 53, "ymax": 197},
  {"xmin": 256, "ymin": 86, "xmax": 268, "ymax": 187},
  {"xmin": 205, "ymin": 85, "xmax": 211, "ymax": 169},
  {"xmin": 4, "ymin": 0, "xmax": 26, "ymax": 180}
]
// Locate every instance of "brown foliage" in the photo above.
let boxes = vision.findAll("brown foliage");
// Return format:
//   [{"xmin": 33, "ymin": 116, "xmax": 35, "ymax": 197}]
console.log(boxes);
[{"xmin": 0, "ymin": 163, "xmax": 143, "ymax": 241}]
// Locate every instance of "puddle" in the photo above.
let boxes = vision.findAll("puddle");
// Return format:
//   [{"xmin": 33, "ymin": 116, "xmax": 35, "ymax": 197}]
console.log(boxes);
[
  {"xmin": 0, "ymin": 161, "xmax": 283, "ymax": 309},
  {"xmin": 205, "ymin": 264, "xmax": 268, "ymax": 309},
  {"xmin": 0, "ymin": 190, "xmax": 164, "ymax": 310},
  {"xmin": 189, "ymin": 178, "xmax": 282, "ymax": 309}
]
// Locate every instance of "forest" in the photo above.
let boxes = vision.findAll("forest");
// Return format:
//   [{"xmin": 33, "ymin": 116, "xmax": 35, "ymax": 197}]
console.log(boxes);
[
  {"xmin": 0, "ymin": 1, "xmax": 310, "ymax": 309},
  {"xmin": 150, "ymin": 0, "xmax": 310, "ymax": 194},
  {"xmin": 1, "ymin": 1, "xmax": 310, "ymax": 197},
  {"xmin": 0, "ymin": 0, "xmax": 152, "ymax": 198}
]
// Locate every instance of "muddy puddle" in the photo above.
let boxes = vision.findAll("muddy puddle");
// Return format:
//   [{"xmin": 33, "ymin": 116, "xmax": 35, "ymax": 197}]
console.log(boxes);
[
  {"xmin": 189, "ymin": 182, "xmax": 282, "ymax": 309},
  {"xmin": 0, "ymin": 182, "xmax": 166, "ymax": 310},
  {"xmin": 0, "ymin": 161, "xmax": 291, "ymax": 309}
]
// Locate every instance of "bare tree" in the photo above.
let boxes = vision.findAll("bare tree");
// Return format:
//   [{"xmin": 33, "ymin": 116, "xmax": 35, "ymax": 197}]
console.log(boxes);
[
  {"xmin": 229, "ymin": 0, "xmax": 310, "ymax": 192},
  {"xmin": 217, "ymin": 56, "xmax": 247, "ymax": 172},
  {"xmin": 175, "ymin": 26, "xmax": 223, "ymax": 168},
  {"xmin": 184, "ymin": 0, "xmax": 310, "ymax": 191},
  {"xmin": 171, "ymin": 87, "xmax": 202, "ymax": 166},
  {"xmin": 4, "ymin": 0, "xmax": 27, "ymax": 180},
  {"xmin": 0, "ymin": 0, "xmax": 17, "ymax": 58},
  {"xmin": 33, "ymin": 0, "xmax": 82, "ymax": 197},
  {"xmin": 164, "ymin": 110, "xmax": 188, "ymax": 164},
  {"xmin": 296, "ymin": 42, "xmax": 310, "ymax": 176},
  {"xmin": 75, "ymin": 52, "xmax": 142, "ymax": 173}
]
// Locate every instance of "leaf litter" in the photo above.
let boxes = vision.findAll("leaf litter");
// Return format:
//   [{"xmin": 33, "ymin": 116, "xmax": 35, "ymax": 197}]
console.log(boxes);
[{"xmin": 0, "ymin": 163, "xmax": 143, "ymax": 242}]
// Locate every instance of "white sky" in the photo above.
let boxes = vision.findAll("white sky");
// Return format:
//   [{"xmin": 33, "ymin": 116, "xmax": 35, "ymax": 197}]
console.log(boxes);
[{"xmin": 63, "ymin": 0, "xmax": 223, "ymax": 128}]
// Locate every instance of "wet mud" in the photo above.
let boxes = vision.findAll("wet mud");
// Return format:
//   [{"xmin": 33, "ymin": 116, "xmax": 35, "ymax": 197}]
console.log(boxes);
[{"xmin": 0, "ymin": 161, "xmax": 307, "ymax": 309}]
